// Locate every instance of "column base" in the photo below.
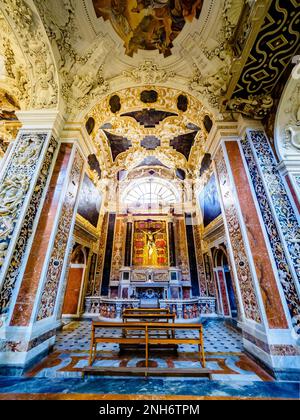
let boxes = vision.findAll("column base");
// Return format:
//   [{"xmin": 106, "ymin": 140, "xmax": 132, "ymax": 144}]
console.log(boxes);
[
  {"xmin": 239, "ymin": 321, "xmax": 300, "ymax": 381},
  {"xmin": 0, "ymin": 319, "xmax": 62, "ymax": 373},
  {"xmin": 0, "ymin": 344, "xmax": 54, "ymax": 377}
]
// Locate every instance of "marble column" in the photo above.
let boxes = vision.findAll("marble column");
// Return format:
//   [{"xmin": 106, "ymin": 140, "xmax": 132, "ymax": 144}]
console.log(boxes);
[
  {"xmin": 209, "ymin": 120, "xmax": 300, "ymax": 379},
  {"xmin": 0, "ymin": 114, "xmax": 86, "ymax": 370},
  {"xmin": 168, "ymin": 222, "xmax": 176, "ymax": 268},
  {"xmin": 124, "ymin": 221, "xmax": 133, "ymax": 268}
]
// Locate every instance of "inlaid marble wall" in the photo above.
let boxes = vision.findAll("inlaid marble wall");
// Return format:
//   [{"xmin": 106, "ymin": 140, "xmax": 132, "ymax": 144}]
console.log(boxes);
[
  {"xmin": 0, "ymin": 134, "xmax": 58, "ymax": 318},
  {"xmin": 10, "ymin": 144, "xmax": 72, "ymax": 326},
  {"xmin": 203, "ymin": 253, "xmax": 216, "ymax": 298},
  {"xmin": 36, "ymin": 150, "xmax": 84, "ymax": 321},
  {"xmin": 110, "ymin": 217, "xmax": 126, "ymax": 282},
  {"xmin": 193, "ymin": 223, "xmax": 207, "ymax": 296},
  {"xmin": 174, "ymin": 218, "xmax": 190, "ymax": 282},
  {"xmin": 225, "ymin": 141, "xmax": 288, "ymax": 330},
  {"xmin": 86, "ymin": 252, "xmax": 98, "ymax": 297},
  {"xmin": 241, "ymin": 132, "xmax": 300, "ymax": 336},
  {"xmin": 93, "ymin": 213, "xmax": 109, "ymax": 295},
  {"xmin": 215, "ymin": 149, "xmax": 262, "ymax": 324},
  {"xmin": 247, "ymin": 131, "xmax": 300, "ymax": 288}
]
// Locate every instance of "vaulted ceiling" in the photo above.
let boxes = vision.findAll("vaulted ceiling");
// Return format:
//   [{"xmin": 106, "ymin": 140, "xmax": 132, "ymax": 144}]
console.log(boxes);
[{"xmin": 0, "ymin": 0, "xmax": 299, "ymax": 174}]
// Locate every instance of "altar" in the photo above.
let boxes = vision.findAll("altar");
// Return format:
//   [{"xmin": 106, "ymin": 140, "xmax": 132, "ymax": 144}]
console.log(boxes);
[{"xmin": 114, "ymin": 267, "xmax": 189, "ymax": 303}]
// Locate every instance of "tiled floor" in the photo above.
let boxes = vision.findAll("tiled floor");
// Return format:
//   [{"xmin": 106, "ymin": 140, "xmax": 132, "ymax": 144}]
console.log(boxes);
[
  {"xmin": 24, "ymin": 320, "xmax": 272, "ymax": 382},
  {"xmin": 55, "ymin": 319, "xmax": 244, "ymax": 353},
  {"xmin": 1, "ymin": 320, "xmax": 299, "ymax": 399}
]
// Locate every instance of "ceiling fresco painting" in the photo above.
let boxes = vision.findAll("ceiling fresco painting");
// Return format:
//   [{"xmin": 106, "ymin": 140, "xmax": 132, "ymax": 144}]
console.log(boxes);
[{"xmin": 92, "ymin": 0, "xmax": 204, "ymax": 57}]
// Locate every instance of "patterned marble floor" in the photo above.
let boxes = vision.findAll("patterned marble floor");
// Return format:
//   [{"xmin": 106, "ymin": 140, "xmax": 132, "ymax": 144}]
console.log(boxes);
[
  {"xmin": 24, "ymin": 320, "xmax": 273, "ymax": 382},
  {"xmin": 1, "ymin": 320, "xmax": 299, "ymax": 399}
]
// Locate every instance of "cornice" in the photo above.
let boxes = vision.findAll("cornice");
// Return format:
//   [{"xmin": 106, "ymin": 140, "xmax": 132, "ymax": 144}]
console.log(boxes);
[{"xmin": 15, "ymin": 109, "xmax": 65, "ymax": 139}]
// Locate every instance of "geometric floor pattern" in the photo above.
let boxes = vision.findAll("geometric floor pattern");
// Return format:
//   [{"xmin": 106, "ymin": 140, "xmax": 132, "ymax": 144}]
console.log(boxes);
[
  {"xmin": 24, "ymin": 320, "xmax": 273, "ymax": 382},
  {"xmin": 1, "ymin": 320, "xmax": 299, "ymax": 399}
]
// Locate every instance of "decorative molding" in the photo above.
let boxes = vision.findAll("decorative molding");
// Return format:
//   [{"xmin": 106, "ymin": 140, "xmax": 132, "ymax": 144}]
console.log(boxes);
[
  {"xmin": 241, "ymin": 135, "xmax": 300, "ymax": 335},
  {"xmin": 123, "ymin": 61, "xmax": 175, "ymax": 85},
  {"xmin": 0, "ymin": 135, "xmax": 58, "ymax": 317},
  {"xmin": 36, "ymin": 150, "xmax": 84, "ymax": 321},
  {"xmin": 0, "ymin": 133, "xmax": 45, "ymax": 276},
  {"xmin": 248, "ymin": 130, "xmax": 300, "ymax": 299},
  {"xmin": 226, "ymin": 94, "xmax": 274, "ymax": 120}
]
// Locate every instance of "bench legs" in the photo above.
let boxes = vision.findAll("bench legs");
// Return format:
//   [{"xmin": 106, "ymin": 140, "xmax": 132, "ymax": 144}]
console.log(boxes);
[
  {"xmin": 88, "ymin": 328, "xmax": 96, "ymax": 367},
  {"xmin": 145, "ymin": 326, "xmax": 149, "ymax": 377},
  {"xmin": 199, "ymin": 329, "xmax": 206, "ymax": 368}
]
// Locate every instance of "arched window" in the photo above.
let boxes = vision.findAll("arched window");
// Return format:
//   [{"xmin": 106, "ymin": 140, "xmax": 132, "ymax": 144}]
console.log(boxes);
[{"xmin": 123, "ymin": 178, "xmax": 178, "ymax": 208}]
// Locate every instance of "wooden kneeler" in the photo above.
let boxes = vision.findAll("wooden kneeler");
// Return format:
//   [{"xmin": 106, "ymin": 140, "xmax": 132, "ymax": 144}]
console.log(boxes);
[{"xmin": 83, "ymin": 321, "xmax": 209, "ymax": 378}]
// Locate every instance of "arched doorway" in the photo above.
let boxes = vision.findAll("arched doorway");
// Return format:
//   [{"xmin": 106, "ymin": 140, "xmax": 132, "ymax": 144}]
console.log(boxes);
[
  {"xmin": 62, "ymin": 244, "xmax": 88, "ymax": 318},
  {"xmin": 213, "ymin": 247, "xmax": 237, "ymax": 319}
]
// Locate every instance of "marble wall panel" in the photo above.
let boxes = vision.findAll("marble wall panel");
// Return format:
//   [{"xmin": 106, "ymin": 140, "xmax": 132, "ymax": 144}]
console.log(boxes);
[
  {"xmin": 175, "ymin": 218, "xmax": 190, "ymax": 282},
  {"xmin": 215, "ymin": 149, "xmax": 262, "ymax": 324},
  {"xmin": 203, "ymin": 253, "xmax": 216, "ymax": 297},
  {"xmin": 241, "ymin": 136, "xmax": 300, "ymax": 335},
  {"xmin": 10, "ymin": 144, "xmax": 72, "ymax": 326},
  {"xmin": 193, "ymin": 223, "xmax": 207, "ymax": 296},
  {"xmin": 248, "ymin": 131, "xmax": 300, "ymax": 294},
  {"xmin": 217, "ymin": 269, "xmax": 230, "ymax": 317},
  {"xmin": 93, "ymin": 213, "xmax": 109, "ymax": 296},
  {"xmin": 0, "ymin": 134, "xmax": 45, "ymax": 276},
  {"xmin": 0, "ymin": 136, "xmax": 57, "ymax": 317},
  {"xmin": 110, "ymin": 218, "xmax": 126, "ymax": 282},
  {"xmin": 36, "ymin": 150, "xmax": 84, "ymax": 321},
  {"xmin": 225, "ymin": 141, "xmax": 288, "ymax": 330}
]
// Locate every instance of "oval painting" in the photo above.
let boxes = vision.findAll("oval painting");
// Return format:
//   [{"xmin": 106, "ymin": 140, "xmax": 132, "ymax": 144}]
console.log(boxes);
[{"xmin": 93, "ymin": 0, "xmax": 204, "ymax": 57}]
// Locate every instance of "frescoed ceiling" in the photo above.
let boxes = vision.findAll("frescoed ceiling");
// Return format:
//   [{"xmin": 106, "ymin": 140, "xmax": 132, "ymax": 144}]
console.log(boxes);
[
  {"xmin": 3, "ymin": 0, "xmax": 296, "ymax": 176},
  {"xmin": 92, "ymin": 0, "xmax": 204, "ymax": 57}
]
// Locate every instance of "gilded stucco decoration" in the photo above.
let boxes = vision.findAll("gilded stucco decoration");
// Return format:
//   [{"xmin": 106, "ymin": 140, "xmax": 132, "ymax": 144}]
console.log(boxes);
[
  {"xmin": 88, "ymin": 86, "xmax": 214, "ymax": 176},
  {"xmin": 32, "ymin": 0, "xmax": 244, "ymax": 119}
]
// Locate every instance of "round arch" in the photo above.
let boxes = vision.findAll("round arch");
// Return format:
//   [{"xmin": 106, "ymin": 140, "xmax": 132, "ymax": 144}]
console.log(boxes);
[
  {"xmin": 121, "ymin": 177, "xmax": 181, "ymax": 209},
  {"xmin": 85, "ymin": 86, "xmax": 215, "ymax": 136},
  {"xmin": 275, "ymin": 73, "xmax": 300, "ymax": 162}
]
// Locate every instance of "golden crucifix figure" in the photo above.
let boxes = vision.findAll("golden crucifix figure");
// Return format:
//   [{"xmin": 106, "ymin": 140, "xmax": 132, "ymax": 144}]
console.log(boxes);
[{"xmin": 141, "ymin": 227, "xmax": 162, "ymax": 263}]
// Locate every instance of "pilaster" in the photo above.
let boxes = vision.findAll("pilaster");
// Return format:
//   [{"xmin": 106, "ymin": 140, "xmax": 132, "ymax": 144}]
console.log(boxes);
[
  {"xmin": 208, "ymin": 119, "xmax": 300, "ymax": 378},
  {"xmin": 0, "ymin": 116, "xmax": 86, "ymax": 370}
]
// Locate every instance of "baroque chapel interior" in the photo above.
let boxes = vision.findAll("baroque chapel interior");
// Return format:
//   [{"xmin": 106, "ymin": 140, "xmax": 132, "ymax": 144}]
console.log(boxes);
[{"xmin": 0, "ymin": 0, "xmax": 299, "ymax": 401}]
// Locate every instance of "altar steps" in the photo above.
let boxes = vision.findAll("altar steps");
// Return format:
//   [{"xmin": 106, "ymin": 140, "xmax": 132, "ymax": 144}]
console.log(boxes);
[{"xmin": 82, "ymin": 366, "xmax": 212, "ymax": 379}]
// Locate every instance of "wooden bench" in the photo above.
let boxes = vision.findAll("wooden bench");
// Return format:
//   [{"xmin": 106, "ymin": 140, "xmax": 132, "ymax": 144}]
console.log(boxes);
[
  {"xmin": 84, "ymin": 321, "xmax": 207, "ymax": 377},
  {"xmin": 123, "ymin": 308, "xmax": 170, "ymax": 314},
  {"xmin": 122, "ymin": 313, "xmax": 176, "ymax": 324}
]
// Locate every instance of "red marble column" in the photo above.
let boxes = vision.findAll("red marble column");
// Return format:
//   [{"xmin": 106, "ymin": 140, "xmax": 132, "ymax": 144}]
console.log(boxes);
[
  {"xmin": 225, "ymin": 141, "xmax": 288, "ymax": 329},
  {"xmin": 10, "ymin": 144, "xmax": 73, "ymax": 326}
]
